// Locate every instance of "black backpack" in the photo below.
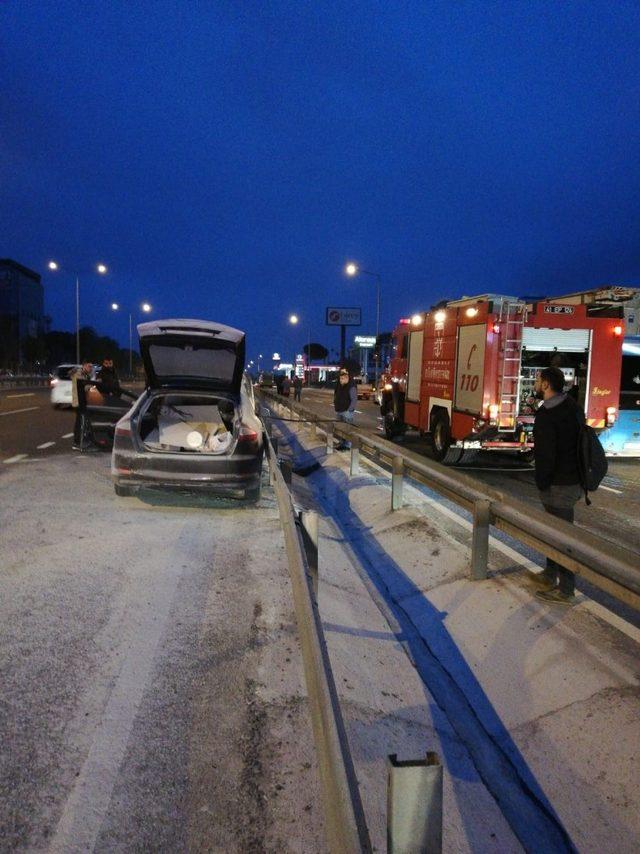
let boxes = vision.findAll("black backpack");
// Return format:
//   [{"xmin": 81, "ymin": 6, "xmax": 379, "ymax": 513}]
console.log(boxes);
[{"xmin": 576, "ymin": 413, "xmax": 608, "ymax": 505}]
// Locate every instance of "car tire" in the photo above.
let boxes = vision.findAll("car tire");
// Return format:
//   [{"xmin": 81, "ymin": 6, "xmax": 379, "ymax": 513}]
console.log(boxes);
[{"xmin": 114, "ymin": 483, "xmax": 135, "ymax": 497}]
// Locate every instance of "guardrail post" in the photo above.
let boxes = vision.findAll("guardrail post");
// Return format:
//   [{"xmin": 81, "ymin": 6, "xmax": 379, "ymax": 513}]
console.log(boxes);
[
  {"xmin": 326, "ymin": 422, "xmax": 334, "ymax": 455},
  {"xmin": 300, "ymin": 510, "xmax": 319, "ymax": 599},
  {"xmin": 309, "ymin": 415, "xmax": 317, "ymax": 440},
  {"xmin": 350, "ymin": 435, "xmax": 360, "ymax": 477},
  {"xmin": 391, "ymin": 456, "xmax": 404, "ymax": 511},
  {"xmin": 471, "ymin": 499, "xmax": 491, "ymax": 580},
  {"xmin": 387, "ymin": 753, "xmax": 442, "ymax": 854}
]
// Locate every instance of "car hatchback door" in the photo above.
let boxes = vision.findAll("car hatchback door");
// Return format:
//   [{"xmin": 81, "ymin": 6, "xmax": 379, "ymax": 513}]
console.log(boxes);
[{"xmin": 137, "ymin": 318, "xmax": 246, "ymax": 393}]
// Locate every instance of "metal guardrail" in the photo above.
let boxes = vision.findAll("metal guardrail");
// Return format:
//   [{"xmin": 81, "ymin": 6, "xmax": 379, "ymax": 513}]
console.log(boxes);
[
  {"xmin": 0, "ymin": 375, "xmax": 51, "ymax": 388},
  {"xmin": 262, "ymin": 424, "xmax": 372, "ymax": 853},
  {"xmin": 262, "ymin": 389, "xmax": 640, "ymax": 612}
]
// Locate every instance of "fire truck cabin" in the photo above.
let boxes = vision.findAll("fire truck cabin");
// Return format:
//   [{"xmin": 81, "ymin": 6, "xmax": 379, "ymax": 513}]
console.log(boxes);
[{"xmin": 383, "ymin": 291, "xmax": 625, "ymax": 464}]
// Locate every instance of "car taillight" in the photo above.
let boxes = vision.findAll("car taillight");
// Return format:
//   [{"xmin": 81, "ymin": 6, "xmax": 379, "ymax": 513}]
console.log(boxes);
[
  {"xmin": 606, "ymin": 406, "xmax": 616, "ymax": 427},
  {"xmin": 115, "ymin": 425, "xmax": 132, "ymax": 438},
  {"xmin": 50, "ymin": 378, "xmax": 58, "ymax": 386},
  {"xmin": 238, "ymin": 425, "xmax": 259, "ymax": 442}
]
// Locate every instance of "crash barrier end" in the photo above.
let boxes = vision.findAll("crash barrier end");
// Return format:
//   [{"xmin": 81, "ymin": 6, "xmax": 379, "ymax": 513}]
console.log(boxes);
[{"xmin": 387, "ymin": 753, "xmax": 443, "ymax": 854}]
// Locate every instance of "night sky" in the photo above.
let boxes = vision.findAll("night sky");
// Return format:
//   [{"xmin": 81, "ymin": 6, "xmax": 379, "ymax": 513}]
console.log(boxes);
[{"xmin": 2, "ymin": 1, "xmax": 640, "ymax": 362}]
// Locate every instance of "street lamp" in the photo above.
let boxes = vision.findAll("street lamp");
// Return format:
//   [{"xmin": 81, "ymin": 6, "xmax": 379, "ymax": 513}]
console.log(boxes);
[
  {"xmin": 48, "ymin": 260, "xmax": 108, "ymax": 364},
  {"xmin": 288, "ymin": 313, "xmax": 312, "ymax": 383},
  {"xmin": 111, "ymin": 301, "xmax": 152, "ymax": 376},
  {"xmin": 344, "ymin": 261, "xmax": 382, "ymax": 385}
]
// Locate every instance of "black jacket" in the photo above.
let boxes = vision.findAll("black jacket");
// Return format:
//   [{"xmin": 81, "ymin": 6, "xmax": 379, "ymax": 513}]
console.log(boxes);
[
  {"xmin": 334, "ymin": 381, "xmax": 356, "ymax": 413},
  {"xmin": 533, "ymin": 394, "xmax": 582, "ymax": 491},
  {"xmin": 98, "ymin": 365, "xmax": 121, "ymax": 396}
]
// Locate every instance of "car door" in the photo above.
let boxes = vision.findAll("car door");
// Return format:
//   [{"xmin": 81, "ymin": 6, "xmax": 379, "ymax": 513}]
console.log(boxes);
[{"xmin": 78, "ymin": 378, "xmax": 138, "ymax": 449}]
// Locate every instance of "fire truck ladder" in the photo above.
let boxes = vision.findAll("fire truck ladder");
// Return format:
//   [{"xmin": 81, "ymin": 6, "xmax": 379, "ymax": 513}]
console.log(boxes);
[{"xmin": 497, "ymin": 301, "xmax": 525, "ymax": 431}]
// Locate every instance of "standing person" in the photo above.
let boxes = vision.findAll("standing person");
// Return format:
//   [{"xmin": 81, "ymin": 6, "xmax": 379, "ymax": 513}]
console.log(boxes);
[
  {"xmin": 281, "ymin": 374, "xmax": 291, "ymax": 397},
  {"xmin": 333, "ymin": 368, "xmax": 357, "ymax": 450},
  {"xmin": 97, "ymin": 357, "xmax": 121, "ymax": 396},
  {"xmin": 70, "ymin": 361, "xmax": 94, "ymax": 450},
  {"xmin": 532, "ymin": 366, "xmax": 583, "ymax": 605},
  {"xmin": 292, "ymin": 373, "xmax": 303, "ymax": 402}
]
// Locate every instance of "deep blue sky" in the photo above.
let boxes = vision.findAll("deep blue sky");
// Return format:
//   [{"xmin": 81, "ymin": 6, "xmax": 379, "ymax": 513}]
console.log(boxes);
[{"xmin": 2, "ymin": 1, "xmax": 640, "ymax": 361}]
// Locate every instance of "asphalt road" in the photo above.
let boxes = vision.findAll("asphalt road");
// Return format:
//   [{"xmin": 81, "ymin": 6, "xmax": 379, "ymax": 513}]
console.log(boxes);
[
  {"xmin": 0, "ymin": 453, "xmax": 323, "ymax": 851},
  {"xmin": 293, "ymin": 388, "xmax": 640, "ymax": 555},
  {"xmin": 0, "ymin": 387, "xmax": 77, "ymax": 462}
]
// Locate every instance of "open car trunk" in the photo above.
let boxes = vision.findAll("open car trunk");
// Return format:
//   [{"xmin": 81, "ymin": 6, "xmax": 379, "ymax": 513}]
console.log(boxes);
[{"xmin": 138, "ymin": 393, "xmax": 240, "ymax": 455}]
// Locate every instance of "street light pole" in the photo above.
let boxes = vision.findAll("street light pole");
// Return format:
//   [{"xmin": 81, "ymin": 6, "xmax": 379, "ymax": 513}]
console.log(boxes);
[
  {"xmin": 345, "ymin": 262, "xmax": 382, "ymax": 386},
  {"xmin": 111, "ymin": 301, "xmax": 152, "ymax": 378},
  {"xmin": 48, "ymin": 261, "xmax": 107, "ymax": 364},
  {"xmin": 76, "ymin": 275, "xmax": 80, "ymax": 364}
]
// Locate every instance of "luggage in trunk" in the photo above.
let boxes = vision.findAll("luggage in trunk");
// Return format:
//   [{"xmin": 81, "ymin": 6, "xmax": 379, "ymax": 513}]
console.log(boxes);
[{"xmin": 142, "ymin": 399, "xmax": 236, "ymax": 454}]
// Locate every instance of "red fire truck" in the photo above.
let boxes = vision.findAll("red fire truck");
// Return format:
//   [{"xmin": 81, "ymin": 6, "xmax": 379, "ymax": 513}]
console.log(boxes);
[{"xmin": 381, "ymin": 289, "xmax": 629, "ymax": 463}]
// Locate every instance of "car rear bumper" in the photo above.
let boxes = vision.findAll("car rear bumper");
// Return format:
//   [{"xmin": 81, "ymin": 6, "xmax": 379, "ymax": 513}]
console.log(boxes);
[{"xmin": 112, "ymin": 449, "xmax": 263, "ymax": 495}]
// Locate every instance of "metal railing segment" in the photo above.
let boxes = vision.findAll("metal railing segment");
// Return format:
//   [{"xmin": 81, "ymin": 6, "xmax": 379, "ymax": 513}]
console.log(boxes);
[
  {"xmin": 261, "ymin": 389, "xmax": 640, "ymax": 612},
  {"xmin": 262, "ymin": 426, "xmax": 372, "ymax": 853}
]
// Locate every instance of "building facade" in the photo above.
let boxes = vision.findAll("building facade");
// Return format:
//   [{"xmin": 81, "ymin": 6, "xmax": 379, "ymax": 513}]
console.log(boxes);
[{"xmin": 0, "ymin": 259, "xmax": 44, "ymax": 367}]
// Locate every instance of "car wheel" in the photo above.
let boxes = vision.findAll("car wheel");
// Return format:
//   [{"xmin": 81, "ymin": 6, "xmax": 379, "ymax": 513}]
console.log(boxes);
[{"xmin": 114, "ymin": 483, "xmax": 135, "ymax": 497}]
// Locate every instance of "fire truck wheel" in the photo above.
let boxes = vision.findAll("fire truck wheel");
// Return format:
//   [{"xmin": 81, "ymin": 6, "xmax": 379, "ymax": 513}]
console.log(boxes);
[
  {"xmin": 431, "ymin": 412, "xmax": 452, "ymax": 461},
  {"xmin": 457, "ymin": 449, "xmax": 480, "ymax": 465},
  {"xmin": 384, "ymin": 411, "xmax": 403, "ymax": 440}
]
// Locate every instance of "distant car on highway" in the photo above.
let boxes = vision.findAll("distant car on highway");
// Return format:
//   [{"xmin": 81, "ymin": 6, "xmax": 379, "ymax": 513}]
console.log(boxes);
[
  {"xmin": 50, "ymin": 364, "xmax": 81, "ymax": 408},
  {"xmin": 353, "ymin": 376, "xmax": 374, "ymax": 400},
  {"xmin": 106, "ymin": 319, "xmax": 264, "ymax": 501}
]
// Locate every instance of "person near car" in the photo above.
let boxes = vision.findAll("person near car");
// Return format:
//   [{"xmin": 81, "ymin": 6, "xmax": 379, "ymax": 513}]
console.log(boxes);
[
  {"xmin": 70, "ymin": 361, "xmax": 94, "ymax": 450},
  {"xmin": 292, "ymin": 374, "xmax": 303, "ymax": 402},
  {"xmin": 532, "ymin": 366, "xmax": 583, "ymax": 605},
  {"xmin": 333, "ymin": 368, "xmax": 356, "ymax": 450},
  {"xmin": 281, "ymin": 375, "xmax": 291, "ymax": 397},
  {"xmin": 97, "ymin": 357, "xmax": 121, "ymax": 397}
]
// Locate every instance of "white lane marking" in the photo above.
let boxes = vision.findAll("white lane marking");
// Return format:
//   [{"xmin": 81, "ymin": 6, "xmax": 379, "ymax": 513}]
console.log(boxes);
[
  {"xmin": 0, "ymin": 406, "xmax": 40, "ymax": 417},
  {"xmin": 6, "ymin": 392, "xmax": 35, "ymax": 398},
  {"xmin": 62, "ymin": 433, "xmax": 74, "ymax": 439},
  {"xmin": 3, "ymin": 454, "xmax": 28, "ymax": 464},
  {"xmin": 37, "ymin": 441, "xmax": 56, "ymax": 449},
  {"xmin": 600, "ymin": 485, "xmax": 623, "ymax": 494},
  {"xmin": 579, "ymin": 600, "xmax": 640, "ymax": 644}
]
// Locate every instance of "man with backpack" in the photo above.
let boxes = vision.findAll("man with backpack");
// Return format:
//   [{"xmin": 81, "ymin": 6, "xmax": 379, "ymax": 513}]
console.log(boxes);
[{"xmin": 532, "ymin": 366, "xmax": 584, "ymax": 605}]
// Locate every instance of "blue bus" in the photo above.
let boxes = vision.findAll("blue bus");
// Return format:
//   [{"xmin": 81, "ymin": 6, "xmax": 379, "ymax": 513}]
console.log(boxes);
[{"xmin": 600, "ymin": 336, "xmax": 640, "ymax": 457}]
